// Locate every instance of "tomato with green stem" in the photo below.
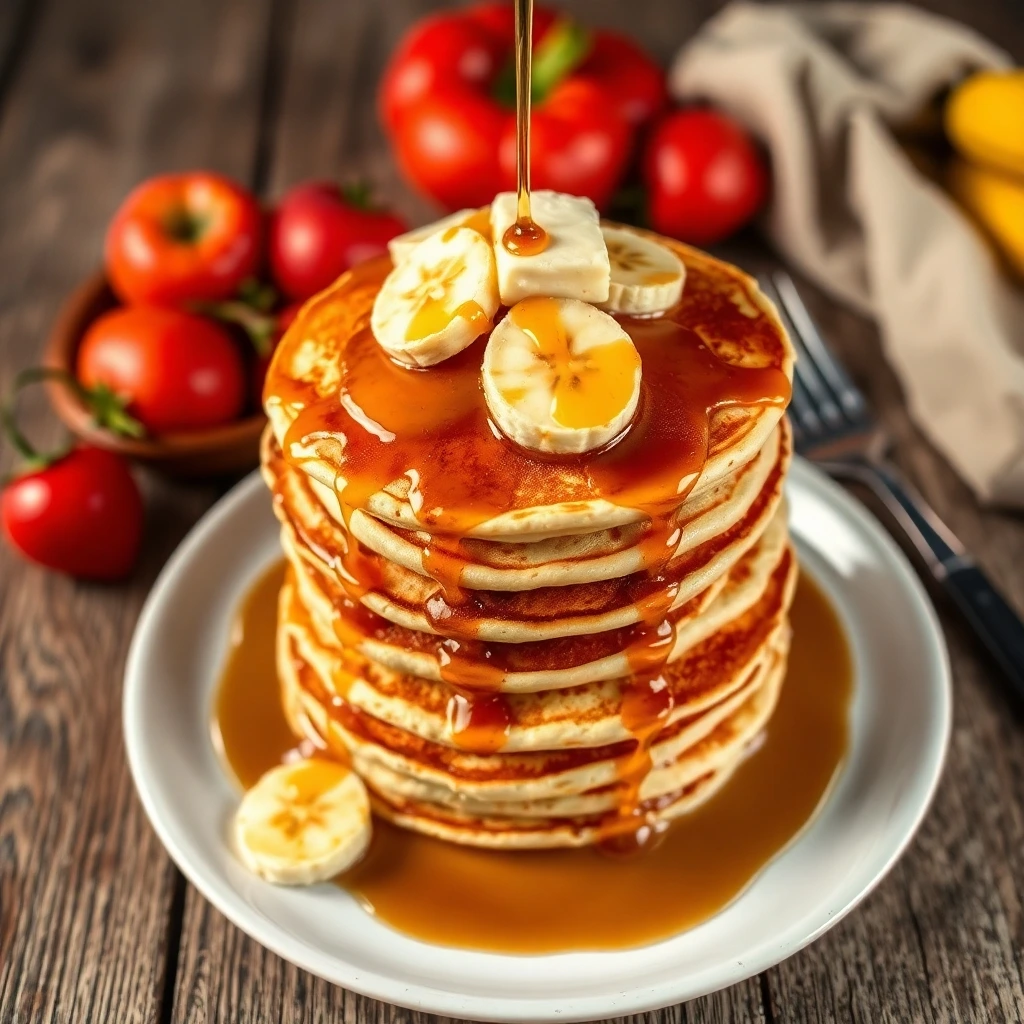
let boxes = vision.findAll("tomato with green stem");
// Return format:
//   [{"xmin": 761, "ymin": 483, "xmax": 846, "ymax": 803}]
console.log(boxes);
[
  {"xmin": 1, "ymin": 370, "xmax": 143, "ymax": 581},
  {"xmin": 380, "ymin": 2, "xmax": 665, "ymax": 211}
]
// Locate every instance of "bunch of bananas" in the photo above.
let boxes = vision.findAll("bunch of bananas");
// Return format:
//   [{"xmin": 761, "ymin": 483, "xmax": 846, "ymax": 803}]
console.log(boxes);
[{"xmin": 945, "ymin": 70, "xmax": 1024, "ymax": 281}]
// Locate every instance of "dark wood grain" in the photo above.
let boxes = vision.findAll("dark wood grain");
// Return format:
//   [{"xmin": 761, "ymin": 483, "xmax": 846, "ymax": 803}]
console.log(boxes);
[
  {"xmin": 0, "ymin": 0, "xmax": 271, "ymax": 1021},
  {"xmin": 2, "ymin": 0, "xmax": 1024, "ymax": 1022}
]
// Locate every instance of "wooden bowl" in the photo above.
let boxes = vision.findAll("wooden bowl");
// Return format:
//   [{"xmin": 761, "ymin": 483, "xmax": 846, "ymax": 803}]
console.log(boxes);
[{"xmin": 44, "ymin": 272, "xmax": 266, "ymax": 478}]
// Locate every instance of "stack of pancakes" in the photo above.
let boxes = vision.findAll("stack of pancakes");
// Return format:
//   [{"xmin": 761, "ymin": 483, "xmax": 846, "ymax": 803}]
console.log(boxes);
[{"xmin": 262, "ymin": 232, "xmax": 795, "ymax": 849}]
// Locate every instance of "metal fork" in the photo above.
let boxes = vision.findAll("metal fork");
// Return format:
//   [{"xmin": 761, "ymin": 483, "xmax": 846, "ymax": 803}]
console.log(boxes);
[{"xmin": 761, "ymin": 270, "xmax": 1024, "ymax": 703}]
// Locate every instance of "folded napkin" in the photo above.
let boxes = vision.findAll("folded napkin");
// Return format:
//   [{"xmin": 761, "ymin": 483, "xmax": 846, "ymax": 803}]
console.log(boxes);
[{"xmin": 670, "ymin": 2, "xmax": 1024, "ymax": 506}]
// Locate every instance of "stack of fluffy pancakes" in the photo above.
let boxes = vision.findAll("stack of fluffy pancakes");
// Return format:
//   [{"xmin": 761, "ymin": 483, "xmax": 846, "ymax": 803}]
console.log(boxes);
[{"xmin": 262, "ymin": 230, "xmax": 795, "ymax": 850}]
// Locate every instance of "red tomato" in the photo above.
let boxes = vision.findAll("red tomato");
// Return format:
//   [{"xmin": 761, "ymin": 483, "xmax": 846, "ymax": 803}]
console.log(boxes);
[
  {"xmin": 642, "ymin": 108, "xmax": 768, "ymax": 245},
  {"xmin": 497, "ymin": 78, "xmax": 633, "ymax": 209},
  {"xmin": 1, "ymin": 446, "xmax": 143, "ymax": 581},
  {"xmin": 574, "ymin": 31, "xmax": 668, "ymax": 128},
  {"xmin": 393, "ymin": 93, "xmax": 508, "ymax": 210},
  {"xmin": 77, "ymin": 307, "xmax": 245, "ymax": 433},
  {"xmin": 105, "ymin": 171, "xmax": 262, "ymax": 306},
  {"xmin": 380, "ymin": 11, "xmax": 508, "ymax": 133},
  {"xmin": 269, "ymin": 182, "xmax": 407, "ymax": 302},
  {"xmin": 380, "ymin": 3, "xmax": 661, "ymax": 211}
]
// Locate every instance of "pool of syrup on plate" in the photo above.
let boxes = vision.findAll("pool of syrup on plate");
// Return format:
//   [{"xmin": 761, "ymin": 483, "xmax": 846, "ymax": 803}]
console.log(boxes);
[{"xmin": 211, "ymin": 560, "xmax": 852, "ymax": 953}]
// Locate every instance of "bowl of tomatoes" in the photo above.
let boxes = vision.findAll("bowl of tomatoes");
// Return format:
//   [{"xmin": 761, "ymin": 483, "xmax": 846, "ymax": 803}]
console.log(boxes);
[
  {"xmin": 44, "ymin": 170, "xmax": 406, "ymax": 478},
  {"xmin": 44, "ymin": 271, "xmax": 270, "ymax": 477}
]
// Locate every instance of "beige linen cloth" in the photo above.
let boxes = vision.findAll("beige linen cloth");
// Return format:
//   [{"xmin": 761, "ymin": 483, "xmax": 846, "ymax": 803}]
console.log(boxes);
[{"xmin": 670, "ymin": 2, "xmax": 1024, "ymax": 505}]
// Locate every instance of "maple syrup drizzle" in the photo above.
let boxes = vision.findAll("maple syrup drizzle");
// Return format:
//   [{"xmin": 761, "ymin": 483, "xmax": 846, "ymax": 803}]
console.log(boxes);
[
  {"xmin": 214, "ymin": 563, "xmax": 853, "ymax": 953},
  {"xmin": 436, "ymin": 637, "xmax": 507, "ymax": 691},
  {"xmin": 304, "ymin": 538, "xmax": 709, "ymax": 696},
  {"xmin": 501, "ymin": 0, "xmax": 549, "ymax": 257},
  {"xmin": 446, "ymin": 691, "xmax": 513, "ymax": 754}
]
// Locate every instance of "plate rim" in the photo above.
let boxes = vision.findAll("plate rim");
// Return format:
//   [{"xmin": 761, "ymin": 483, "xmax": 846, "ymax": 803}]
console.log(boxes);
[{"xmin": 124, "ymin": 458, "xmax": 952, "ymax": 1022}]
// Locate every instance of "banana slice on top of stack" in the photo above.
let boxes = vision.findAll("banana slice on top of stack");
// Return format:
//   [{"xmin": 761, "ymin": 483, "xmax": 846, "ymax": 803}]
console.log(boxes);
[
  {"xmin": 371, "ymin": 226, "xmax": 500, "ymax": 368},
  {"xmin": 367, "ymin": 192, "xmax": 688, "ymax": 458},
  {"xmin": 482, "ymin": 297, "xmax": 642, "ymax": 455},
  {"xmin": 602, "ymin": 225, "xmax": 685, "ymax": 315}
]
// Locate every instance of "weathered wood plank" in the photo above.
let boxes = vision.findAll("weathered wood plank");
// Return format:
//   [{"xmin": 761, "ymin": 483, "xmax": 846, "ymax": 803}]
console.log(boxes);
[
  {"xmin": 0, "ymin": 0, "xmax": 41, "ymax": 121},
  {"xmin": 0, "ymin": 0, "xmax": 273, "ymax": 1022}
]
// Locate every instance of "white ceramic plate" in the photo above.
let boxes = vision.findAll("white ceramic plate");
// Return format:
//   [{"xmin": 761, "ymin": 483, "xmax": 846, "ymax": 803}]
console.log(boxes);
[{"xmin": 124, "ymin": 459, "xmax": 951, "ymax": 1022}]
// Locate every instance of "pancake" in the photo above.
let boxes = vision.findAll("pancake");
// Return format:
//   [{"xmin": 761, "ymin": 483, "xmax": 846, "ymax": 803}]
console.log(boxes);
[
  {"xmin": 287, "ymin": 505, "xmax": 791, "ymax": 694},
  {"xmin": 279, "ymin": 543, "xmax": 795, "ymax": 755},
  {"xmin": 261, "ymin": 216, "xmax": 797, "ymax": 850},
  {"xmin": 267, "ymin": 424, "xmax": 790, "ymax": 643},
  {"xmin": 279, "ymin": 640, "xmax": 788, "ymax": 849},
  {"xmin": 264, "ymin": 233, "xmax": 795, "ymax": 542},
  {"xmin": 262, "ymin": 418, "xmax": 785, "ymax": 592}
]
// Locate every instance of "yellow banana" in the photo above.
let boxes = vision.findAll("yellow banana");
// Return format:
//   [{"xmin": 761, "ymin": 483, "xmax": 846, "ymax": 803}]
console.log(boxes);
[
  {"xmin": 948, "ymin": 158, "xmax": 1024, "ymax": 281},
  {"xmin": 945, "ymin": 70, "xmax": 1024, "ymax": 180}
]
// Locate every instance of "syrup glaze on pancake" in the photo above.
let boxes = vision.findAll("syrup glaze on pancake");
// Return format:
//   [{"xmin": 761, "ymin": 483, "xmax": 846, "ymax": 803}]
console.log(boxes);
[
  {"xmin": 279, "ymin": 543, "xmax": 795, "ymax": 759},
  {"xmin": 264, "ymin": 232, "xmax": 794, "ymax": 847},
  {"xmin": 286, "ymin": 506, "xmax": 789, "ymax": 697},
  {"xmin": 272, "ymin": 434, "xmax": 786, "ymax": 642},
  {"xmin": 297, "ymin": 420, "xmax": 784, "ymax": 593},
  {"xmin": 268, "ymin": 241, "xmax": 792, "ymax": 544},
  {"xmin": 264, "ymin": 423, "xmax": 789, "ymax": 665}
]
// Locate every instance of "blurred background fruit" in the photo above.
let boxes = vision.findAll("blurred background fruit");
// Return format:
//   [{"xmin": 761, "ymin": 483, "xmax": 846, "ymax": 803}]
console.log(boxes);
[
  {"xmin": 642, "ymin": 107, "xmax": 768, "ymax": 246},
  {"xmin": 947, "ymin": 159, "xmax": 1024, "ymax": 280},
  {"xmin": 105, "ymin": 171, "xmax": 263, "ymax": 306},
  {"xmin": 44, "ymin": 273, "xmax": 268, "ymax": 478},
  {"xmin": 269, "ymin": 181, "xmax": 407, "ymax": 301},
  {"xmin": 943, "ymin": 68, "xmax": 1024, "ymax": 283},
  {"xmin": 945, "ymin": 70, "xmax": 1024, "ymax": 179},
  {"xmin": 77, "ymin": 306, "xmax": 246, "ymax": 433},
  {"xmin": 380, "ymin": 1, "xmax": 666, "ymax": 211},
  {"xmin": 1, "ymin": 442, "xmax": 143, "ymax": 581}
]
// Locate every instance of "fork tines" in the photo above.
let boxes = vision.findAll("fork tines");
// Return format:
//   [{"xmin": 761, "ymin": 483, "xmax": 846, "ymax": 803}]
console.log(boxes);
[{"xmin": 758, "ymin": 271, "xmax": 873, "ymax": 453}]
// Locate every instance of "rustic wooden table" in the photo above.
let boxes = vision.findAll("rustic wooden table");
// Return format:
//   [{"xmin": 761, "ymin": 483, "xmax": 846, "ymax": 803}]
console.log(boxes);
[{"xmin": 2, "ymin": 0, "xmax": 1023, "ymax": 1021}]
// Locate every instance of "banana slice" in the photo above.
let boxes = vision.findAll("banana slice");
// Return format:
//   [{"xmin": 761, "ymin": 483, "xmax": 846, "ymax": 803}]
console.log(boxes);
[
  {"xmin": 387, "ymin": 208, "xmax": 490, "ymax": 264},
  {"xmin": 234, "ymin": 759, "xmax": 371, "ymax": 885},
  {"xmin": 482, "ymin": 297, "xmax": 642, "ymax": 455},
  {"xmin": 371, "ymin": 226, "xmax": 499, "ymax": 367},
  {"xmin": 602, "ymin": 226, "xmax": 685, "ymax": 315}
]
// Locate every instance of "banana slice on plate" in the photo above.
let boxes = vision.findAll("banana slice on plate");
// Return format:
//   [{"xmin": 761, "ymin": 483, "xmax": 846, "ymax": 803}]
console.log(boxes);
[
  {"xmin": 602, "ymin": 225, "xmax": 685, "ymax": 315},
  {"xmin": 482, "ymin": 297, "xmax": 642, "ymax": 455},
  {"xmin": 234, "ymin": 758, "xmax": 371, "ymax": 885},
  {"xmin": 371, "ymin": 226, "xmax": 499, "ymax": 367}
]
